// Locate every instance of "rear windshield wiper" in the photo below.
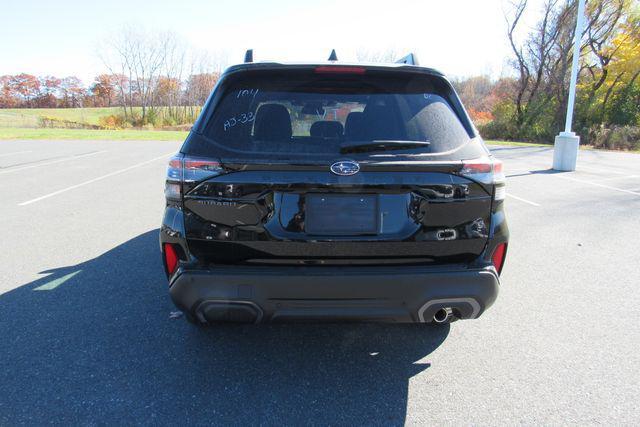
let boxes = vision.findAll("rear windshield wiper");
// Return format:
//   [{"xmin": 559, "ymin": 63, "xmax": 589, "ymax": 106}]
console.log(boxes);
[{"xmin": 340, "ymin": 140, "xmax": 431, "ymax": 154}]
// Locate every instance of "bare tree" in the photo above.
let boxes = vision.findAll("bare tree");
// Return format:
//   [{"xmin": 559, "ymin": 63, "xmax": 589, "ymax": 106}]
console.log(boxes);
[
  {"xmin": 504, "ymin": 0, "xmax": 628, "ymax": 137},
  {"xmin": 506, "ymin": 0, "xmax": 573, "ymax": 129},
  {"xmin": 157, "ymin": 34, "xmax": 187, "ymax": 123},
  {"xmin": 99, "ymin": 27, "xmax": 178, "ymax": 123},
  {"xmin": 356, "ymin": 48, "xmax": 400, "ymax": 63},
  {"xmin": 99, "ymin": 27, "xmax": 227, "ymax": 126},
  {"xmin": 183, "ymin": 49, "xmax": 225, "ymax": 119}
]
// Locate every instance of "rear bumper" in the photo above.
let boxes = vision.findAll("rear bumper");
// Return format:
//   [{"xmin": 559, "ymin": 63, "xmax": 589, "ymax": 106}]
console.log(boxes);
[{"xmin": 169, "ymin": 264, "xmax": 499, "ymax": 324}]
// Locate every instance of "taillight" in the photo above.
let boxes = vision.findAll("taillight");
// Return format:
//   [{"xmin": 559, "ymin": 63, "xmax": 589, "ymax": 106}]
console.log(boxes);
[
  {"xmin": 460, "ymin": 161, "xmax": 492, "ymax": 174},
  {"xmin": 163, "ymin": 243, "xmax": 179, "ymax": 275},
  {"xmin": 183, "ymin": 157, "xmax": 222, "ymax": 182},
  {"xmin": 460, "ymin": 157, "xmax": 505, "ymax": 201},
  {"xmin": 491, "ymin": 243, "xmax": 507, "ymax": 274},
  {"xmin": 164, "ymin": 154, "xmax": 223, "ymax": 201},
  {"xmin": 167, "ymin": 157, "xmax": 182, "ymax": 178},
  {"xmin": 492, "ymin": 159, "xmax": 503, "ymax": 175}
]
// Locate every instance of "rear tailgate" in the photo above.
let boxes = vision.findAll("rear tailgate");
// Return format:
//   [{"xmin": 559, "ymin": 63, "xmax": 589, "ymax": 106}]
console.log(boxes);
[{"xmin": 182, "ymin": 162, "xmax": 492, "ymax": 265}]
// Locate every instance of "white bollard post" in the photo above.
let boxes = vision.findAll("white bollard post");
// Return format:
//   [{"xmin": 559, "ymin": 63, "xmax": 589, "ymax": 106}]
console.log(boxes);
[
  {"xmin": 552, "ymin": 0, "xmax": 585, "ymax": 172},
  {"xmin": 553, "ymin": 131, "xmax": 580, "ymax": 171}
]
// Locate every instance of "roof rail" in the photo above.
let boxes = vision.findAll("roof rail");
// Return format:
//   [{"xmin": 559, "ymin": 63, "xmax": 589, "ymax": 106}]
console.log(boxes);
[
  {"xmin": 396, "ymin": 53, "xmax": 419, "ymax": 66},
  {"xmin": 328, "ymin": 49, "xmax": 338, "ymax": 61},
  {"xmin": 244, "ymin": 49, "xmax": 253, "ymax": 63}
]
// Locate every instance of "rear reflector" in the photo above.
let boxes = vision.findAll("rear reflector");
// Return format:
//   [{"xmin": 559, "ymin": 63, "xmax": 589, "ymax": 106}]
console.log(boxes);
[
  {"xmin": 315, "ymin": 66, "xmax": 366, "ymax": 74},
  {"xmin": 163, "ymin": 243, "xmax": 179, "ymax": 275},
  {"xmin": 491, "ymin": 243, "xmax": 507, "ymax": 275}
]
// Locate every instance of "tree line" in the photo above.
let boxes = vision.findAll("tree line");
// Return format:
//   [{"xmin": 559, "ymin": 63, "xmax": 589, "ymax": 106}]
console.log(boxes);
[
  {"xmin": 1, "ymin": 28, "xmax": 224, "ymax": 128},
  {"xmin": 0, "ymin": 73, "xmax": 218, "ymax": 108},
  {"xmin": 0, "ymin": 71, "xmax": 221, "ymax": 128}
]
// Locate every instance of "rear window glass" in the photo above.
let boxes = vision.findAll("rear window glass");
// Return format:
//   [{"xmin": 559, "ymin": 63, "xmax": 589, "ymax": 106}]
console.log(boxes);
[{"xmin": 197, "ymin": 70, "xmax": 475, "ymax": 160}]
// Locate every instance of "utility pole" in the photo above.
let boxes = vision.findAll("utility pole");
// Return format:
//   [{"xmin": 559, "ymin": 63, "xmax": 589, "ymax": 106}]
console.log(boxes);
[{"xmin": 552, "ymin": 0, "xmax": 586, "ymax": 171}]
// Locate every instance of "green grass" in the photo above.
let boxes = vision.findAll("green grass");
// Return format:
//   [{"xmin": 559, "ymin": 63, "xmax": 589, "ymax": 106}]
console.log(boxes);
[
  {"xmin": 0, "ymin": 127, "xmax": 188, "ymax": 141},
  {"xmin": 0, "ymin": 106, "xmax": 200, "ymax": 128},
  {"xmin": 0, "ymin": 107, "xmax": 122, "ymax": 126}
]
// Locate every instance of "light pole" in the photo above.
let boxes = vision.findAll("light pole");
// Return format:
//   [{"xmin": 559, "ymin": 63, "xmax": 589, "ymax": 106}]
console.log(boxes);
[{"xmin": 552, "ymin": 0, "xmax": 586, "ymax": 171}]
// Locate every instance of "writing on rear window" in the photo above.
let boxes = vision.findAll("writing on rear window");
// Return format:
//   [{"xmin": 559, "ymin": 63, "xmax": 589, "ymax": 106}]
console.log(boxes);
[
  {"xmin": 223, "ymin": 112, "xmax": 255, "ymax": 131},
  {"xmin": 236, "ymin": 89, "xmax": 259, "ymax": 99},
  {"xmin": 197, "ymin": 72, "xmax": 477, "ymax": 159}
]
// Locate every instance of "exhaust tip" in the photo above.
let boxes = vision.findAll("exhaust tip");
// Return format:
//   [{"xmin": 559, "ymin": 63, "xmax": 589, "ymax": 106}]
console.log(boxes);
[{"xmin": 433, "ymin": 307, "xmax": 452, "ymax": 323}]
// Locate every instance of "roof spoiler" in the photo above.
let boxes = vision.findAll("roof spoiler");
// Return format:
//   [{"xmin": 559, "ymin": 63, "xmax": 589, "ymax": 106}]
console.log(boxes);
[{"xmin": 396, "ymin": 53, "xmax": 419, "ymax": 66}]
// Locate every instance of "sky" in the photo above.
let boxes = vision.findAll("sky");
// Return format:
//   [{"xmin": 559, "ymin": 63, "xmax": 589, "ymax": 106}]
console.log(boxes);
[{"xmin": 1, "ymin": 0, "xmax": 546, "ymax": 85}]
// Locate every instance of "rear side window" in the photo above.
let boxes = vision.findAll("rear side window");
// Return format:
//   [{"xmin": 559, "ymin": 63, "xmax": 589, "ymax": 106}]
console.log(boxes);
[{"xmin": 196, "ymin": 69, "xmax": 476, "ymax": 160}]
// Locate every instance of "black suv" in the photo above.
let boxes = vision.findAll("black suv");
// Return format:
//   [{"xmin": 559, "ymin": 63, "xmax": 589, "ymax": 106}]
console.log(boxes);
[{"xmin": 160, "ymin": 53, "xmax": 508, "ymax": 325}]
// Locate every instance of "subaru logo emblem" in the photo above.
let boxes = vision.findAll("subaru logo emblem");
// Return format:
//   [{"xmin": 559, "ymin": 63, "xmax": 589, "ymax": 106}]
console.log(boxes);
[{"xmin": 330, "ymin": 160, "xmax": 360, "ymax": 176}]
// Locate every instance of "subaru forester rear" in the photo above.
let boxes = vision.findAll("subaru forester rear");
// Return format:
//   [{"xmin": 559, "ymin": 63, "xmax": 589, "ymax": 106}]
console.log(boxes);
[{"xmin": 160, "ymin": 57, "xmax": 508, "ymax": 325}]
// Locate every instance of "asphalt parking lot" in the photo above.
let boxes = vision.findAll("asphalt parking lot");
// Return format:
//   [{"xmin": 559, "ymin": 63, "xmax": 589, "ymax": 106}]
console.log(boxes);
[{"xmin": 1, "ymin": 139, "xmax": 639, "ymax": 425}]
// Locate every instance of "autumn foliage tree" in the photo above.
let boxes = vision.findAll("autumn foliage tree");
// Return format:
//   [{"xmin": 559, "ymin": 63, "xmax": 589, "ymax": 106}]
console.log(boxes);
[
  {"xmin": 0, "ymin": 75, "xmax": 18, "ymax": 107},
  {"xmin": 464, "ymin": 0, "xmax": 639, "ymax": 148},
  {"xmin": 185, "ymin": 73, "xmax": 219, "ymax": 106},
  {"xmin": 5, "ymin": 74, "xmax": 41, "ymax": 107},
  {"xmin": 578, "ymin": 4, "xmax": 640, "ymax": 127},
  {"xmin": 0, "ymin": 74, "xmax": 86, "ymax": 108},
  {"xmin": 90, "ymin": 74, "xmax": 118, "ymax": 107}
]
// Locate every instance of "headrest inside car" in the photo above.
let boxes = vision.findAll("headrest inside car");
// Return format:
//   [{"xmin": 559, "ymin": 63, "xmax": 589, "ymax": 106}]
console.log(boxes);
[
  {"xmin": 310, "ymin": 121, "xmax": 344, "ymax": 138},
  {"xmin": 253, "ymin": 104, "xmax": 292, "ymax": 141}
]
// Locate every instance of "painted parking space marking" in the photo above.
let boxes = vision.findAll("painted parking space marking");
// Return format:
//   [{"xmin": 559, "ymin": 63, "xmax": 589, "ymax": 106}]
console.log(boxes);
[
  {"xmin": 555, "ymin": 174, "xmax": 640, "ymax": 196},
  {"xmin": 506, "ymin": 193, "xmax": 541, "ymax": 207},
  {"xmin": 599, "ymin": 174, "xmax": 639, "ymax": 181},
  {"xmin": 576, "ymin": 164, "xmax": 628, "ymax": 175},
  {"xmin": 0, "ymin": 150, "xmax": 32, "ymax": 158},
  {"xmin": 0, "ymin": 150, "xmax": 107, "ymax": 175},
  {"xmin": 19, "ymin": 152, "xmax": 174, "ymax": 206}
]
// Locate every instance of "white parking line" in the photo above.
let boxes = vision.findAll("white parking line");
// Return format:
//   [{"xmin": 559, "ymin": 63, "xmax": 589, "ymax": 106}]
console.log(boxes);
[
  {"xmin": 576, "ymin": 165, "xmax": 628, "ymax": 175},
  {"xmin": 506, "ymin": 193, "xmax": 541, "ymax": 207},
  {"xmin": 600, "ymin": 174, "xmax": 639, "ymax": 181},
  {"xmin": 19, "ymin": 153, "xmax": 174, "ymax": 206},
  {"xmin": 0, "ymin": 150, "xmax": 107, "ymax": 175},
  {"xmin": 556, "ymin": 175, "xmax": 640, "ymax": 196},
  {"xmin": 0, "ymin": 150, "xmax": 32, "ymax": 157}
]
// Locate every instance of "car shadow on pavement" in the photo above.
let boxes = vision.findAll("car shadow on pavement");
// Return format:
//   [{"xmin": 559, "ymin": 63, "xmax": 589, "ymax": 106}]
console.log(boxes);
[
  {"xmin": 0, "ymin": 229, "xmax": 449, "ymax": 425},
  {"xmin": 506, "ymin": 168, "xmax": 568, "ymax": 178}
]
